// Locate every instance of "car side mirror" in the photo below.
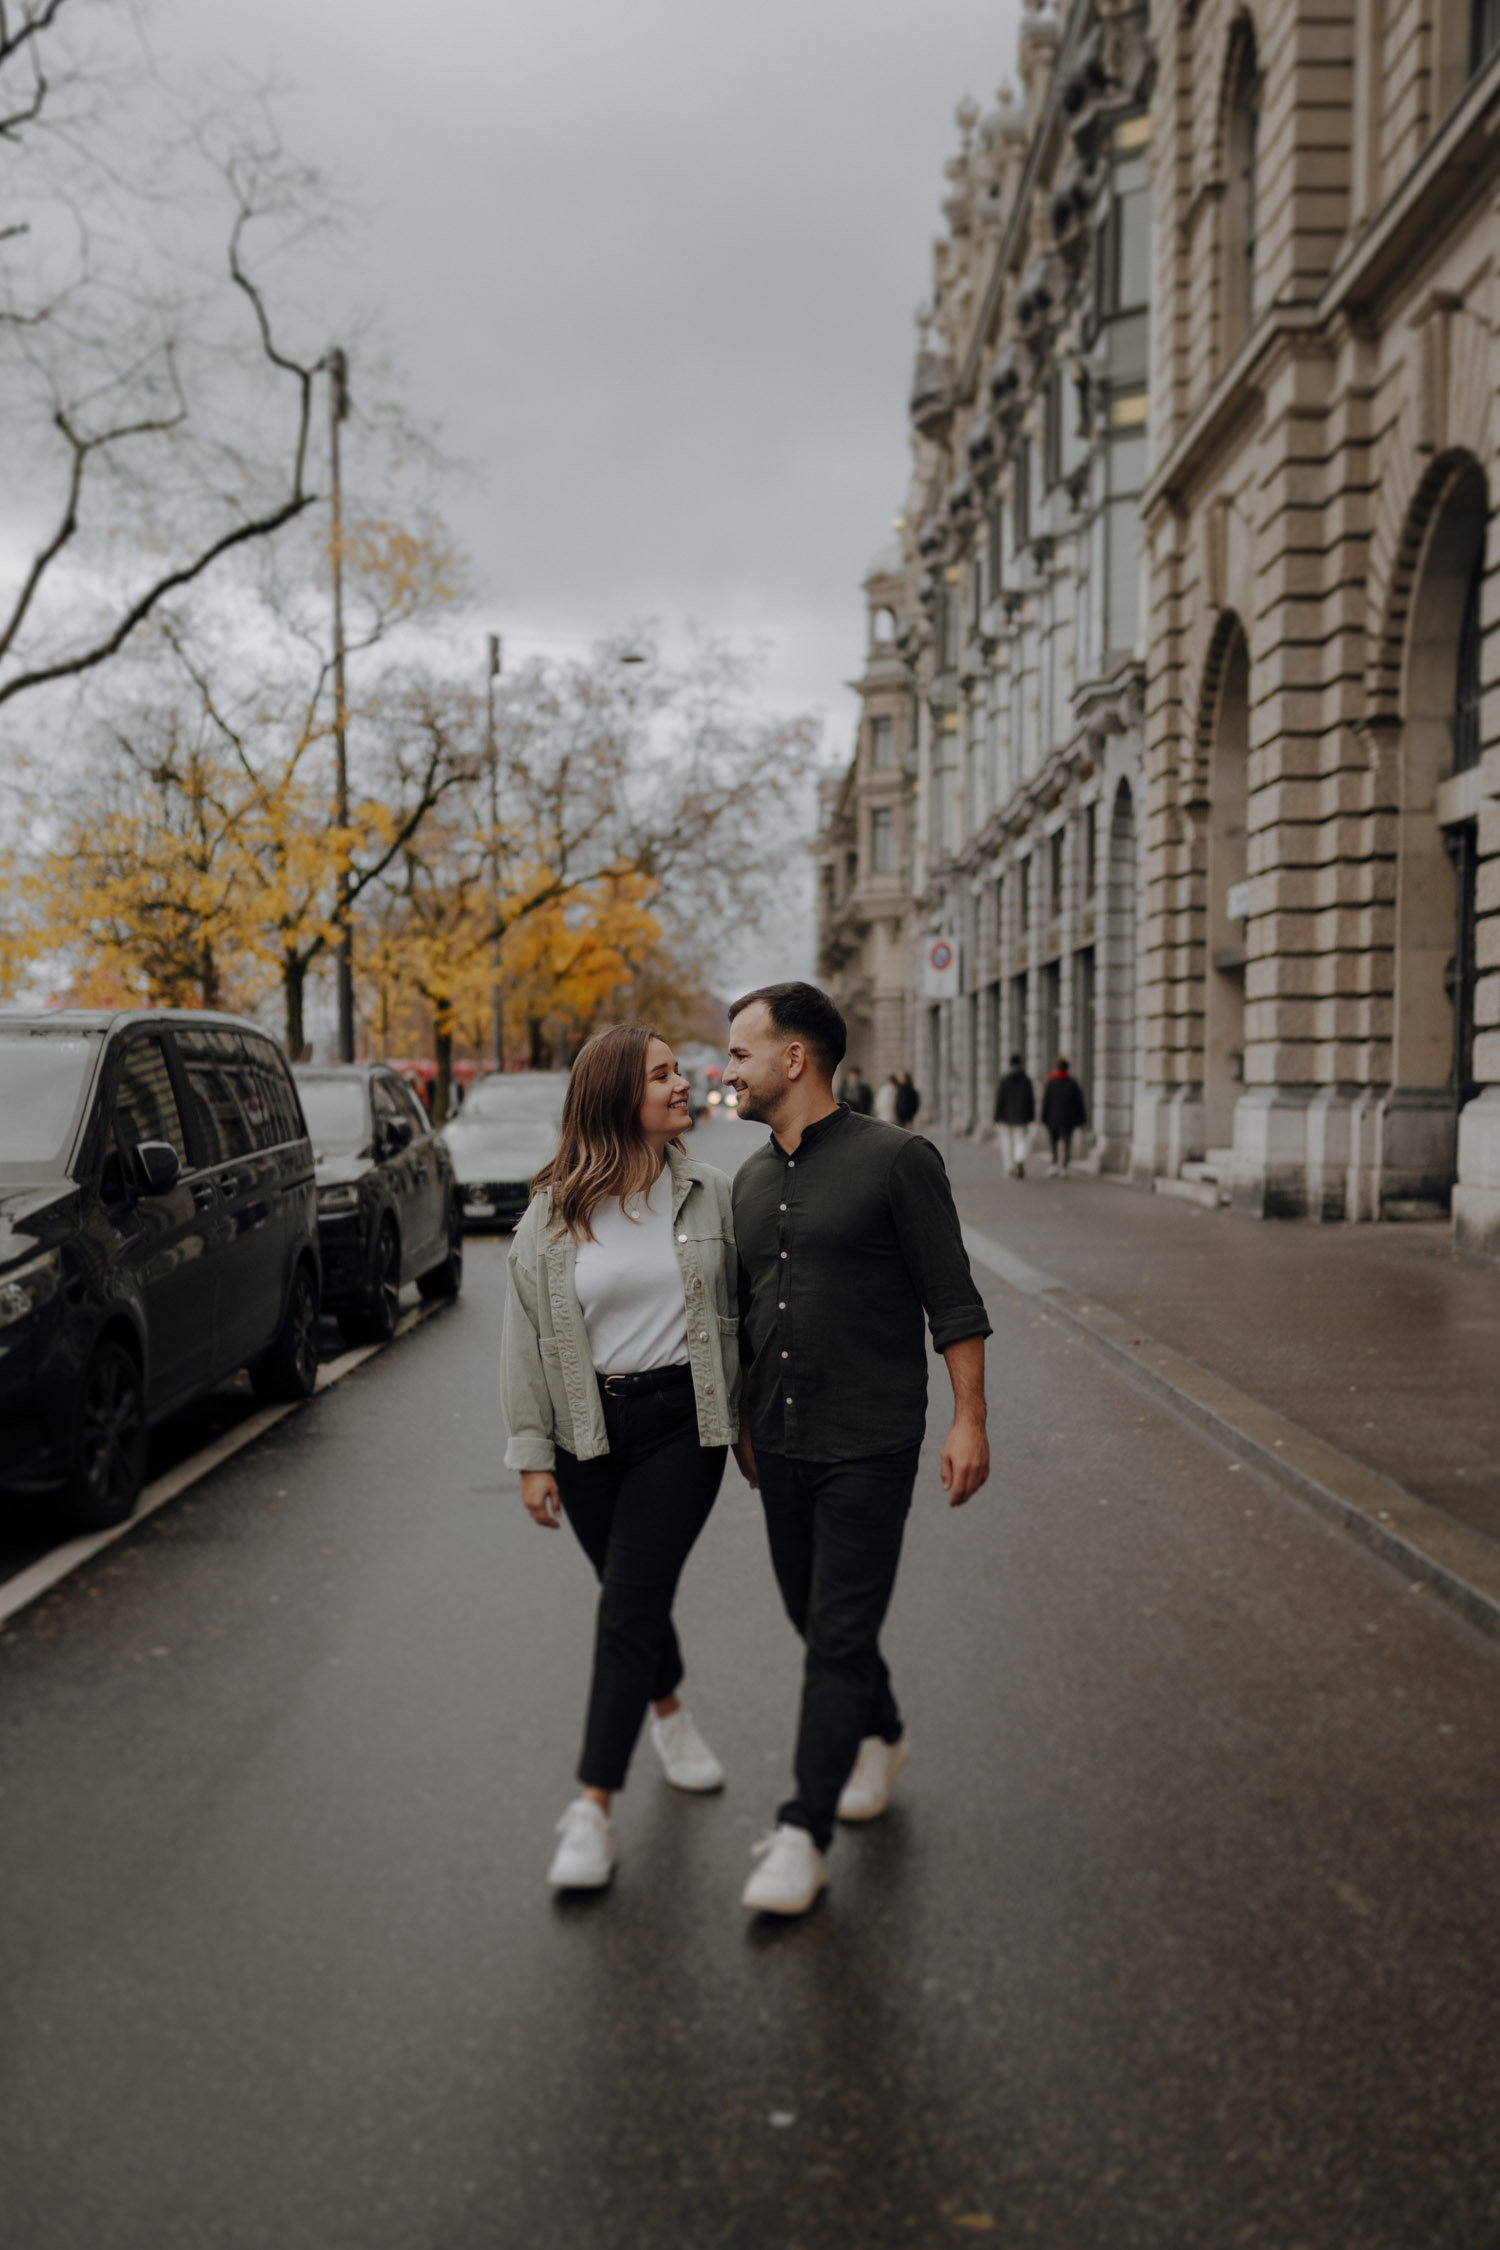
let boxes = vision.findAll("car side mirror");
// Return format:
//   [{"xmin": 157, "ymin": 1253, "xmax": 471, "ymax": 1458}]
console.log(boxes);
[
  {"xmin": 131, "ymin": 1141, "xmax": 181, "ymax": 1195},
  {"xmin": 382, "ymin": 1116, "xmax": 413, "ymax": 1156}
]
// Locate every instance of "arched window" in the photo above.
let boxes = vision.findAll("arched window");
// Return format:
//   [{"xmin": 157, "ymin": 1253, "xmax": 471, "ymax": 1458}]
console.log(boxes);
[
  {"xmin": 1223, "ymin": 25, "xmax": 1261, "ymax": 358},
  {"xmin": 872, "ymin": 605, "xmax": 897, "ymax": 647}
]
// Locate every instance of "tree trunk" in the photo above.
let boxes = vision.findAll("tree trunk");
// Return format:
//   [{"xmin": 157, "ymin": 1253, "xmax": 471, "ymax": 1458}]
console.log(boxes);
[
  {"xmin": 284, "ymin": 957, "xmax": 308, "ymax": 1060},
  {"xmin": 529, "ymin": 1015, "xmax": 549, "ymax": 1071},
  {"xmin": 199, "ymin": 940, "xmax": 219, "ymax": 1012},
  {"xmin": 433, "ymin": 1013, "xmax": 453, "ymax": 1125}
]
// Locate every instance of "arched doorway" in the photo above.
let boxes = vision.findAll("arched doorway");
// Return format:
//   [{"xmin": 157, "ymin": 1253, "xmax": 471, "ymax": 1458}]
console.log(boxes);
[
  {"xmin": 1389, "ymin": 457, "xmax": 1487, "ymax": 1206},
  {"xmin": 1099, "ymin": 775, "xmax": 1138, "ymax": 1161},
  {"xmin": 1205, "ymin": 624, "xmax": 1249, "ymax": 1151}
]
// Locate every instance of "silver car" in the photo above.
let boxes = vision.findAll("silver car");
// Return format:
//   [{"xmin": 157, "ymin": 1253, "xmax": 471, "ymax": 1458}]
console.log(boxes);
[{"xmin": 443, "ymin": 1071, "xmax": 569, "ymax": 1230}]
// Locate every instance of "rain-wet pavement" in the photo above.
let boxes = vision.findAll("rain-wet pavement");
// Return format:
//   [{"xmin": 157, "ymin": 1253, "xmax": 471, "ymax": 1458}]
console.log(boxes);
[{"xmin": 2, "ymin": 1111, "xmax": 1500, "ymax": 2249}]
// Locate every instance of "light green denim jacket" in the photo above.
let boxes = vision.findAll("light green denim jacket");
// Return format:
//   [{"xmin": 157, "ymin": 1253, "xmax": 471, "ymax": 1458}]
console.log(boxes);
[{"xmin": 500, "ymin": 1146, "xmax": 740, "ymax": 1472}]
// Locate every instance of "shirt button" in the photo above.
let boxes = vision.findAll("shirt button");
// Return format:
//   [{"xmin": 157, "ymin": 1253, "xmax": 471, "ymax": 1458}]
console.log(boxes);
[
  {"xmin": 787, "ymin": 1161, "xmax": 795, "ymax": 1168},
  {"xmin": 699, "ymin": 1331, "xmax": 708, "ymax": 1341},
  {"xmin": 785, "ymin": 1395, "xmax": 793, "ymax": 1404},
  {"xmin": 780, "ymin": 1252, "xmax": 787, "ymax": 1260},
  {"xmin": 677, "ymin": 1232, "xmax": 687, "ymax": 1242},
  {"xmin": 778, "ymin": 1300, "xmax": 785, "ymax": 1309},
  {"xmin": 779, "ymin": 1203, "xmax": 787, "ymax": 1212},
  {"xmin": 781, "ymin": 1350, "xmax": 788, "ymax": 1359}
]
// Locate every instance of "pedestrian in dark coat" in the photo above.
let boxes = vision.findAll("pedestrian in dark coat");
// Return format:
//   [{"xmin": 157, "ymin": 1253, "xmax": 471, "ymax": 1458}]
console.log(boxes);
[
  {"xmin": 1040, "ymin": 1057, "xmax": 1086, "ymax": 1175},
  {"xmin": 893, "ymin": 1071, "xmax": 920, "ymax": 1128},
  {"xmin": 841, "ymin": 1065, "xmax": 874, "ymax": 1115},
  {"xmin": 993, "ymin": 1054, "xmax": 1035, "ymax": 1178}
]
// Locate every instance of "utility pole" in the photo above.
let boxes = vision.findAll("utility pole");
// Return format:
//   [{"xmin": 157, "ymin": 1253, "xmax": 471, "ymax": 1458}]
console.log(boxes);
[
  {"xmin": 327, "ymin": 347, "xmax": 355, "ymax": 1063},
  {"xmin": 486, "ymin": 633, "xmax": 504, "ymax": 1071}
]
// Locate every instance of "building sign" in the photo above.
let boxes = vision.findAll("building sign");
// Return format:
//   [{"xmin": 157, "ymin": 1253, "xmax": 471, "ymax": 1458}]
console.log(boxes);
[{"xmin": 923, "ymin": 936, "xmax": 960, "ymax": 999}]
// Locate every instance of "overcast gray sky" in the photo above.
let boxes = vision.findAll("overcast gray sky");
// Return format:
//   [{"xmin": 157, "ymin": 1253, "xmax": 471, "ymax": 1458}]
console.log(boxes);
[{"xmin": 169, "ymin": 0, "xmax": 1022, "ymax": 749}]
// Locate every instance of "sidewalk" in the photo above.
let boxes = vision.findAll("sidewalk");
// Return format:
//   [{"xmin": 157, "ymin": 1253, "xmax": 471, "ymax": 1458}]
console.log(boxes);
[{"xmin": 945, "ymin": 1137, "xmax": 1500, "ymax": 1553}]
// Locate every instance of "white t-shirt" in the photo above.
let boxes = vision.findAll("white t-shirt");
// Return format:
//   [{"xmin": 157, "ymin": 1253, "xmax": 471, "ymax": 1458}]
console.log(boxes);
[{"xmin": 572, "ymin": 1173, "xmax": 689, "ymax": 1375}]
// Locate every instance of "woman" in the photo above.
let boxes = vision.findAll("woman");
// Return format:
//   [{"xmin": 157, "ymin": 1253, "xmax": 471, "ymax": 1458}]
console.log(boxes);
[
  {"xmin": 874, "ymin": 1073, "xmax": 900, "ymax": 1125},
  {"xmin": 500, "ymin": 1024, "xmax": 740, "ymax": 1891}
]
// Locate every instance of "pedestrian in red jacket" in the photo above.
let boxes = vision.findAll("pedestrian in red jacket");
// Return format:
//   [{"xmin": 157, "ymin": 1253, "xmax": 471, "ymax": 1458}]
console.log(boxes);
[{"xmin": 1040, "ymin": 1057, "xmax": 1087, "ymax": 1176}]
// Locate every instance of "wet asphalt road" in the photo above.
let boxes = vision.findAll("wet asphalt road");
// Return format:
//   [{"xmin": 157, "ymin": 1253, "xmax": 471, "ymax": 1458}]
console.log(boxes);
[{"xmin": 4, "ymin": 1117, "xmax": 1500, "ymax": 2249}]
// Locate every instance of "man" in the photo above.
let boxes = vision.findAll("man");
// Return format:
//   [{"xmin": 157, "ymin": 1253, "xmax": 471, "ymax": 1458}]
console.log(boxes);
[
  {"xmin": 726, "ymin": 982, "xmax": 991, "ymax": 1916},
  {"xmin": 993, "ymin": 1052, "xmax": 1035, "ymax": 1178},
  {"xmin": 1040, "ymin": 1055, "xmax": 1087, "ymax": 1175},
  {"xmin": 840, "ymin": 1063, "xmax": 873, "ymax": 1115}
]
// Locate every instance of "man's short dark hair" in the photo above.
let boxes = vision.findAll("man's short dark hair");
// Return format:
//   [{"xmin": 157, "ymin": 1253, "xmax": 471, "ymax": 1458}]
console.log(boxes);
[
  {"xmin": 729, "ymin": 980, "xmax": 847, "ymax": 1075},
  {"xmin": 1009, "ymin": 1052, "xmax": 1023, "ymax": 1067}
]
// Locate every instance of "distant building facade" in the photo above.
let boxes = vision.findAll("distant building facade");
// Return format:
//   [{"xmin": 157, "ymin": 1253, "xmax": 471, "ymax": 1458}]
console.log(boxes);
[
  {"xmin": 815, "ymin": 545, "xmax": 919, "ymax": 1091},
  {"xmin": 816, "ymin": 0, "xmax": 1500, "ymax": 1257}
]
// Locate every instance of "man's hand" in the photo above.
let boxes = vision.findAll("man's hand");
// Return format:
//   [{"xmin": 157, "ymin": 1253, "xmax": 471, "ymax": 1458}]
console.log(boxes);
[
  {"xmin": 939, "ymin": 1335, "xmax": 989, "ymax": 1507},
  {"xmin": 940, "ymin": 1417, "xmax": 990, "ymax": 1507},
  {"xmin": 521, "ymin": 1470, "xmax": 562, "ymax": 1527},
  {"xmin": 735, "ymin": 1426, "xmax": 759, "ymax": 1490}
]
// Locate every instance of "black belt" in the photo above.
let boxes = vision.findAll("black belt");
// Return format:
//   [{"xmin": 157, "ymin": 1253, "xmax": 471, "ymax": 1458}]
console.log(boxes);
[{"xmin": 597, "ymin": 1362, "xmax": 692, "ymax": 1399}]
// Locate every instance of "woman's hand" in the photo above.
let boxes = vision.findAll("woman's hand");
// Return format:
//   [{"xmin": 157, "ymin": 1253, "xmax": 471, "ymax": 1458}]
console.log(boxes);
[
  {"xmin": 734, "ymin": 1427, "xmax": 759, "ymax": 1490},
  {"xmin": 521, "ymin": 1471, "xmax": 562, "ymax": 1528}
]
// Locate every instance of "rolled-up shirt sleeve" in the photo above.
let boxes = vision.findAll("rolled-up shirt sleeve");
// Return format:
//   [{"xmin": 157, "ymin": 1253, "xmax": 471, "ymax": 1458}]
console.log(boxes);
[{"xmin": 887, "ymin": 1136, "xmax": 993, "ymax": 1352}]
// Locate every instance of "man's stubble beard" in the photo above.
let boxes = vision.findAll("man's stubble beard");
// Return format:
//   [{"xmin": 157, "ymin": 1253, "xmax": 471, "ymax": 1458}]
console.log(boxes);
[{"xmin": 733, "ymin": 1075, "xmax": 785, "ymax": 1128}]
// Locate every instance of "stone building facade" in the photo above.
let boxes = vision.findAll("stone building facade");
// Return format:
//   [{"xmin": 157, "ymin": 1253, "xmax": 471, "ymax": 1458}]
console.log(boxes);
[
  {"xmin": 1142, "ymin": 0, "xmax": 1500, "ymax": 1248},
  {"xmin": 816, "ymin": 0, "xmax": 1500, "ymax": 1255},
  {"xmin": 815, "ymin": 546, "xmax": 919, "ymax": 1089}
]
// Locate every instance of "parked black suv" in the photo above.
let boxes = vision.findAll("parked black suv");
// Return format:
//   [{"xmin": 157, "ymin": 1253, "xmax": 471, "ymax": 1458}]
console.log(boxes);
[
  {"xmin": 293, "ymin": 1065, "xmax": 463, "ymax": 1343},
  {"xmin": 0, "ymin": 1010, "xmax": 322, "ymax": 1532}
]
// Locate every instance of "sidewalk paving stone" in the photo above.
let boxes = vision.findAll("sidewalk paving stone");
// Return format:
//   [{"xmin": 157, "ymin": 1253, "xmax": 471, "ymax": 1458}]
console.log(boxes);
[{"xmin": 944, "ymin": 1136, "xmax": 1500, "ymax": 1551}]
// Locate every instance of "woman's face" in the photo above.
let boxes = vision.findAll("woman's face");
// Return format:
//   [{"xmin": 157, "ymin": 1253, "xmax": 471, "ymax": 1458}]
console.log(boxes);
[{"xmin": 639, "ymin": 1036, "xmax": 690, "ymax": 1144}]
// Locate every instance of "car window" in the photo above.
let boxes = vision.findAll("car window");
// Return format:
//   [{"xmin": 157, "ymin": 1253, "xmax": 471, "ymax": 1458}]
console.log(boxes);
[
  {"xmin": 0, "ymin": 1028, "xmax": 103, "ymax": 1177},
  {"xmin": 295, "ymin": 1076, "xmax": 370, "ymax": 1154},
  {"xmin": 175, "ymin": 1028, "xmax": 253, "ymax": 1163},
  {"xmin": 392, "ymin": 1079, "xmax": 429, "ymax": 1136},
  {"xmin": 462, "ymin": 1076, "xmax": 568, "ymax": 1124},
  {"xmin": 370, "ymin": 1078, "xmax": 406, "ymax": 1135},
  {"xmin": 239, "ymin": 1034, "xmax": 304, "ymax": 1149},
  {"xmin": 112, "ymin": 1038, "xmax": 189, "ymax": 1165}
]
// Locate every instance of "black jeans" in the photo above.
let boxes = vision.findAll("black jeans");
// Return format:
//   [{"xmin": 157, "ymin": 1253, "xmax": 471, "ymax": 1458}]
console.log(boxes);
[
  {"xmin": 1049, "ymin": 1132, "xmax": 1073, "ymax": 1169},
  {"xmin": 756, "ymin": 1446, "xmax": 919, "ymax": 1851},
  {"xmin": 553, "ymin": 1368, "xmax": 726, "ymax": 1793}
]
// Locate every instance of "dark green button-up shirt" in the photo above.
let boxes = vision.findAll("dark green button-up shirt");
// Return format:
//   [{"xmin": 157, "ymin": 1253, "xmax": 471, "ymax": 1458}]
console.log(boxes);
[{"xmin": 731, "ymin": 1106, "xmax": 991, "ymax": 1462}]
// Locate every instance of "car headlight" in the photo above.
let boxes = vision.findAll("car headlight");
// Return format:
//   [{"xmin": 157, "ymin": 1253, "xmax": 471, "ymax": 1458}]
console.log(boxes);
[
  {"xmin": 317, "ymin": 1184, "xmax": 362, "ymax": 1216},
  {"xmin": 0, "ymin": 1247, "xmax": 62, "ymax": 1329}
]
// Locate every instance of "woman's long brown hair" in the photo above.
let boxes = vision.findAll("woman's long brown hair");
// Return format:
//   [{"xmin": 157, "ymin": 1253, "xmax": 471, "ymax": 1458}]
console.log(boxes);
[{"xmin": 532, "ymin": 1023, "xmax": 682, "ymax": 1241}]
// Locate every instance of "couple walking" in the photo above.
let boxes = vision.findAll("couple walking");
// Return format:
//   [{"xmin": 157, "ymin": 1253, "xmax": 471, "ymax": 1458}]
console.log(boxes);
[{"xmin": 500, "ymin": 981, "xmax": 992, "ymax": 1916}]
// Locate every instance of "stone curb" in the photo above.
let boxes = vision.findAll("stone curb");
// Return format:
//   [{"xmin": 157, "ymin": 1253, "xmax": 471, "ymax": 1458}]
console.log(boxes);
[{"xmin": 961, "ymin": 1223, "xmax": 1500, "ymax": 1644}]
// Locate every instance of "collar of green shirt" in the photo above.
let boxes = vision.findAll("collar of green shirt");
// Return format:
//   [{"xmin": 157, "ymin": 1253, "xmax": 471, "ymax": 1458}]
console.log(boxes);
[{"xmin": 770, "ymin": 1101, "xmax": 847, "ymax": 1160}]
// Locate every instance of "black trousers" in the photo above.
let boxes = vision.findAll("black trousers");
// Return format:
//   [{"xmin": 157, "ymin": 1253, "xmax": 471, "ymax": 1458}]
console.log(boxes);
[
  {"xmin": 757, "ymin": 1446, "xmax": 920, "ymax": 1852},
  {"xmin": 553, "ymin": 1368, "xmax": 726, "ymax": 1793}
]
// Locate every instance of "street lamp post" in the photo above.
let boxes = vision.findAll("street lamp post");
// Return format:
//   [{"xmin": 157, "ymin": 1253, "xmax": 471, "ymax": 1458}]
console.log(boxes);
[
  {"xmin": 327, "ymin": 346, "xmax": 355, "ymax": 1064},
  {"xmin": 486, "ymin": 633, "xmax": 503, "ymax": 1071}
]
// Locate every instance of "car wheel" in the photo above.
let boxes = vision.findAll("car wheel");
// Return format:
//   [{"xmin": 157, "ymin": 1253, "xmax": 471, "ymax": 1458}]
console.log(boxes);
[
  {"xmin": 61, "ymin": 1338, "xmax": 148, "ymax": 1533},
  {"xmin": 417, "ymin": 1198, "xmax": 464, "ymax": 1301},
  {"xmin": 250, "ymin": 1263, "xmax": 321, "ymax": 1403},
  {"xmin": 344, "ymin": 1217, "xmax": 401, "ymax": 1344}
]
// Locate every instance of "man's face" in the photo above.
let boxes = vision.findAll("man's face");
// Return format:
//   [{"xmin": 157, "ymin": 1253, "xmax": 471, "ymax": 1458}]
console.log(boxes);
[{"xmin": 725, "ymin": 1002, "xmax": 791, "ymax": 1124}]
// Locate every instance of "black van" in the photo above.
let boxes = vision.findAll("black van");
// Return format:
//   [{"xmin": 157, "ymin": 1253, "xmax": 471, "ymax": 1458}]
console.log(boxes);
[{"xmin": 0, "ymin": 1010, "xmax": 321, "ymax": 1532}]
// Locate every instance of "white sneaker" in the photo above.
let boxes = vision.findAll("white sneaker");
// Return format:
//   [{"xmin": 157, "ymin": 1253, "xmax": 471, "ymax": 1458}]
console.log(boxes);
[
  {"xmin": 742, "ymin": 1823, "xmax": 827, "ymax": 1916},
  {"xmin": 836, "ymin": 1735, "xmax": 910, "ymax": 1822},
  {"xmin": 650, "ymin": 1705, "xmax": 726, "ymax": 1792},
  {"xmin": 548, "ymin": 1798, "xmax": 615, "ymax": 1890}
]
